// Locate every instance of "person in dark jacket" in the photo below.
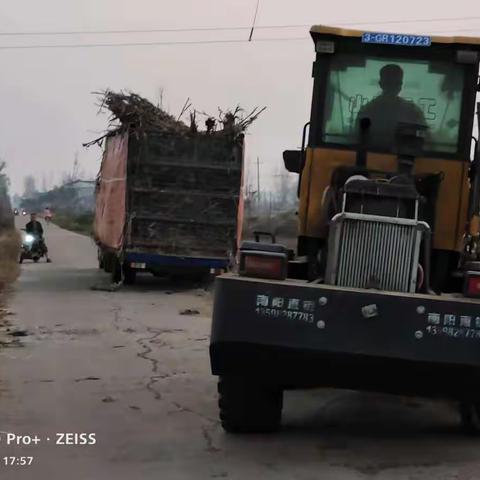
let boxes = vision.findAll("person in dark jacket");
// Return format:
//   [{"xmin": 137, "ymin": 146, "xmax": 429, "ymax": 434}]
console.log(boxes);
[
  {"xmin": 25, "ymin": 213, "xmax": 51, "ymax": 262},
  {"xmin": 356, "ymin": 64, "xmax": 428, "ymax": 149}
]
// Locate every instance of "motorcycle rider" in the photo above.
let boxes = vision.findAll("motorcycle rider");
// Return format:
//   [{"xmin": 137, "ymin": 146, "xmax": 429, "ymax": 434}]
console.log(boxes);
[
  {"xmin": 44, "ymin": 206, "xmax": 53, "ymax": 223},
  {"xmin": 25, "ymin": 213, "xmax": 51, "ymax": 262}
]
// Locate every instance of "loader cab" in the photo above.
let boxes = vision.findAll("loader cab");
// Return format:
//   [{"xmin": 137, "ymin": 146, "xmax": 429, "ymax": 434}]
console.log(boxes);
[{"xmin": 290, "ymin": 26, "xmax": 480, "ymax": 292}]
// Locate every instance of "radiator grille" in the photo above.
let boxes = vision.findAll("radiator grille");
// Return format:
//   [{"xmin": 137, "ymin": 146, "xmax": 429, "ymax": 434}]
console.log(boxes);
[{"xmin": 332, "ymin": 217, "xmax": 421, "ymax": 293}]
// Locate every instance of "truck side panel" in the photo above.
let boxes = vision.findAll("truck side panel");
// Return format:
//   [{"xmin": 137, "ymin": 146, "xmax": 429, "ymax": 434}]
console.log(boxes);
[{"xmin": 94, "ymin": 132, "xmax": 128, "ymax": 251}]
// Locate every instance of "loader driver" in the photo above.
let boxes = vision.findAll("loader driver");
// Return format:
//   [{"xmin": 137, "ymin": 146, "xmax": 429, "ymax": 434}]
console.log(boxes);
[
  {"xmin": 26, "ymin": 213, "xmax": 51, "ymax": 263},
  {"xmin": 314, "ymin": 65, "xmax": 429, "ymax": 277},
  {"xmin": 356, "ymin": 64, "xmax": 428, "ymax": 149}
]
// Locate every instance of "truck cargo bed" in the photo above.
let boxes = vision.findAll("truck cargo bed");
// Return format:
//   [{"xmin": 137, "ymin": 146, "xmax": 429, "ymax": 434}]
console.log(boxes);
[{"xmin": 126, "ymin": 131, "xmax": 243, "ymax": 260}]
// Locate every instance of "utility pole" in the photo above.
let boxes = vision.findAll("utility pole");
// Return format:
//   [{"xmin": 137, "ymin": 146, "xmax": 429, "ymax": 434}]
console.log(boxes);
[
  {"xmin": 158, "ymin": 88, "xmax": 164, "ymax": 109},
  {"xmin": 252, "ymin": 156, "xmax": 263, "ymax": 211},
  {"xmin": 256, "ymin": 156, "xmax": 267, "ymax": 211},
  {"xmin": 256, "ymin": 156, "xmax": 261, "ymax": 201}
]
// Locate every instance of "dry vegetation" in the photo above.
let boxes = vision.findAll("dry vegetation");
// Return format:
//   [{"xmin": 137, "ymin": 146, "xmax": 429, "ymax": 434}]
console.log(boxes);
[
  {"xmin": 54, "ymin": 213, "xmax": 94, "ymax": 236},
  {"xmin": 84, "ymin": 90, "xmax": 266, "ymax": 147},
  {"xmin": 0, "ymin": 230, "xmax": 20, "ymax": 290}
]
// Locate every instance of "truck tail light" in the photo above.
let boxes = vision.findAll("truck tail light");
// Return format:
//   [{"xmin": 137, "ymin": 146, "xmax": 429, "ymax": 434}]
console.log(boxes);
[
  {"xmin": 239, "ymin": 251, "xmax": 287, "ymax": 280},
  {"xmin": 130, "ymin": 262, "xmax": 146, "ymax": 269},
  {"xmin": 210, "ymin": 268, "xmax": 225, "ymax": 276},
  {"xmin": 464, "ymin": 271, "xmax": 480, "ymax": 298}
]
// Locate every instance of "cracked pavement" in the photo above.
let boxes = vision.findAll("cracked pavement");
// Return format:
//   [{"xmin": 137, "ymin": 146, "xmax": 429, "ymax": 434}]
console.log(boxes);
[{"xmin": 2, "ymin": 221, "xmax": 480, "ymax": 479}]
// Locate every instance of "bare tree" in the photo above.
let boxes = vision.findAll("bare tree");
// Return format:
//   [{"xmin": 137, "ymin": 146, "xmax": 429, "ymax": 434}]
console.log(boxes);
[
  {"xmin": 0, "ymin": 161, "xmax": 8, "ymax": 194},
  {"xmin": 23, "ymin": 175, "xmax": 37, "ymax": 198},
  {"xmin": 0, "ymin": 161, "xmax": 12, "ymax": 230},
  {"xmin": 275, "ymin": 172, "xmax": 296, "ymax": 207}
]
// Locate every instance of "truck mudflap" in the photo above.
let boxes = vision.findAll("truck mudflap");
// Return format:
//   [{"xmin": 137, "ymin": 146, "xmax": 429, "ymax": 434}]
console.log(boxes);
[{"xmin": 210, "ymin": 274, "xmax": 480, "ymax": 396}]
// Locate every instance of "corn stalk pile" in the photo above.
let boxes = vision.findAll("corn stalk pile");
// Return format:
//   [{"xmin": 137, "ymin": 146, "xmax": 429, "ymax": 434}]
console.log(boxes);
[
  {"xmin": 97, "ymin": 90, "xmax": 190, "ymax": 135},
  {"xmin": 88, "ymin": 90, "xmax": 265, "ymax": 258},
  {"xmin": 84, "ymin": 90, "xmax": 265, "ymax": 147}
]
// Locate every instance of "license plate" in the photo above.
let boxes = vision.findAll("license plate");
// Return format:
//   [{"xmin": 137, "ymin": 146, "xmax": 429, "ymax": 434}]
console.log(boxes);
[
  {"xmin": 130, "ymin": 262, "xmax": 146, "ymax": 269},
  {"xmin": 362, "ymin": 32, "xmax": 431, "ymax": 47}
]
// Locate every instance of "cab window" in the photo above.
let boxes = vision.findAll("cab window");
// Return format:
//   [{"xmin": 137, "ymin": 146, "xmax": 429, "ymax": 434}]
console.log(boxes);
[{"xmin": 322, "ymin": 53, "xmax": 465, "ymax": 154}]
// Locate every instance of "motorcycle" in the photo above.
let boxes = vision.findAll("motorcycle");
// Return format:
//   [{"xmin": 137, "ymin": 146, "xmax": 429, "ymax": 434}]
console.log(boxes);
[{"xmin": 19, "ymin": 231, "xmax": 48, "ymax": 264}]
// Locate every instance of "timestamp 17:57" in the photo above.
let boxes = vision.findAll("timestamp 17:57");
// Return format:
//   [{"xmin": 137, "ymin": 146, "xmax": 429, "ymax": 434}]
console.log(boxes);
[{"xmin": 3, "ymin": 457, "xmax": 34, "ymax": 466}]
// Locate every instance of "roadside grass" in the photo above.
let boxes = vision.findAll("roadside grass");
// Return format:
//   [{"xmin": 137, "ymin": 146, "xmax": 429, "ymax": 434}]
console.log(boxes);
[
  {"xmin": 54, "ymin": 213, "xmax": 94, "ymax": 236},
  {"xmin": 0, "ymin": 229, "xmax": 20, "ymax": 290}
]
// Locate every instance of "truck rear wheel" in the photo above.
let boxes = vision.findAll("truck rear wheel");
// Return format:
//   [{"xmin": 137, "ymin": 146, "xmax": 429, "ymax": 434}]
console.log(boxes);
[
  {"xmin": 98, "ymin": 249, "xmax": 104, "ymax": 270},
  {"xmin": 460, "ymin": 402, "xmax": 480, "ymax": 434},
  {"xmin": 218, "ymin": 376, "xmax": 283, "ymax": 433},
  {"xmin": 103, "ymin": 253, "xmax": 113, "ymax": 273},
  {"xmin": 123, "ymin": 263, "xmax": 137, "ymax": 285},
  {"xmin": 111, "ymin": 258, "xmax": 122, "ymax": 284}
]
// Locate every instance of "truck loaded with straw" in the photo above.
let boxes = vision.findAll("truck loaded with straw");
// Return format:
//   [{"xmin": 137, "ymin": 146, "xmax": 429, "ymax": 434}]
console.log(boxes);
[{"xmin": 88, "ymin": 91, "xmax": 263, "ymax": 284}]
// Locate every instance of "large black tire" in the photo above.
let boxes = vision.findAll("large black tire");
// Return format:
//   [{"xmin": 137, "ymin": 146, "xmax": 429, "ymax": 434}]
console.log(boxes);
[
  {"xmin": 123, "ymin": 263, "xmax": 137, "ymax": 285},
  {"xmin": 218, "ymin": 376, "xmax": 283, "ymax": 433},
  {"xmin": 460, "ymin": 402, "xmax": 480, "ymax": 434}
]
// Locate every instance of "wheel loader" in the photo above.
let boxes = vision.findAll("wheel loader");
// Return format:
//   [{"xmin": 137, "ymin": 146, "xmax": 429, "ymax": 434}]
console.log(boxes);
[{"xmin": 210, "ymin": 25, "xmax": 480, "ymax": 433}]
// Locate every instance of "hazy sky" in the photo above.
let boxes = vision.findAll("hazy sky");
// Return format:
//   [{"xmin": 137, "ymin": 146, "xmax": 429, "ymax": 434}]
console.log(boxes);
[{"xmin": 0, "ymin": 0, "xmax": 478, "ymax": 194}]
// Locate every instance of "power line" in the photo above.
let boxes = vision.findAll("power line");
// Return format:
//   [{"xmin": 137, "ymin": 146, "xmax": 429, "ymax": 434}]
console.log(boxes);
[
  {"xmin": 0, "ymin": 17, "xmax": 478, "ymax": 50},
  {"xmin": 0, "ymin": 36, "xmax": 309, "ymax": 51},
  {"xmin": 1, "ymin": 16, "xmax": 480, "ymax": 37},
  {"xmin": 418, "ymin": 26, "xmax": 480, "ymax": 34},
  {"xmin": 1, "ymin": 28, "xmax": 479, "ymax": 51},
  {"xmin": 340, "ymin": 15, "xmax": 480, "ymax": 27},
  {"xmin": 0, "ymin": 25, "xmax": 258, "ymax": 37}
]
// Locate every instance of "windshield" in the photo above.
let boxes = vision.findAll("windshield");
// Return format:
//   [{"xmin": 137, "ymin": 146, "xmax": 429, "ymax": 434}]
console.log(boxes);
[{"xmin": 322, "ymin": 54, "xmax": 465, "ymax": 154}]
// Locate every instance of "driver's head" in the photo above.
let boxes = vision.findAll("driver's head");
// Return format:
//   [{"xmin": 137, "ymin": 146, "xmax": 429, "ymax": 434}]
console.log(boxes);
[
  {"xmin": 30, "ymin": 213, "xmax": 37, "ymax": 222},
  {"xmin": 379, "ymin": 64, "xmax": 403, "ymax": 96}
]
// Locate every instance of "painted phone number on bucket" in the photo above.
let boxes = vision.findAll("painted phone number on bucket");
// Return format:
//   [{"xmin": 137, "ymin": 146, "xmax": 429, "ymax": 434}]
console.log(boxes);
[
  {"xmin": 426, "ymin": 325, "xmax": 480, "ymax": 339},
  {"xmin": 255, "ymin": 307, "xmax": 314, "ymax": 324}
]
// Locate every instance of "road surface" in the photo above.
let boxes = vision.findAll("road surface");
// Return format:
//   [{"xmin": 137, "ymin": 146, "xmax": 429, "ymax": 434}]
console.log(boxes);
[{"xmin": 1, "ymin": 220, "xmax": 479, "ymax": 479}]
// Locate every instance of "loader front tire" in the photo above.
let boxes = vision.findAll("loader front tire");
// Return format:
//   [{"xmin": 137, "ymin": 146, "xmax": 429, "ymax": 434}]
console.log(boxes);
[
  {"xmin": 218, "ymin": 376, "xmax": 283, "ymax": 434},
  {"xmin": 460, "ymin": 402, "xmax": 480, "ymax": 435}
]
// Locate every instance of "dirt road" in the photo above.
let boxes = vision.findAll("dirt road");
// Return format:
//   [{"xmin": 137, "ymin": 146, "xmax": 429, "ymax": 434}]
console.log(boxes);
[{"xmin": 1, "ymin": 220, "xmax": 480, "ymax": 480}]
